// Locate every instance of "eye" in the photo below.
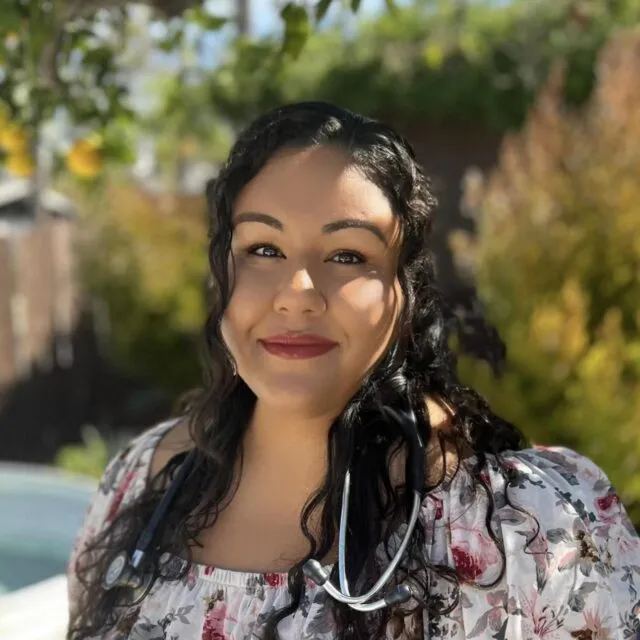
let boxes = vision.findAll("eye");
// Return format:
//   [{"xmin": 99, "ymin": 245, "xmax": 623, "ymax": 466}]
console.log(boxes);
[
  {"xmin": 246, "ymin": 243, "xmax": 283, "ymax": 258},
  {"xmin": 329, "ymin": 251, "xmax": 366, "ymax": 265}
]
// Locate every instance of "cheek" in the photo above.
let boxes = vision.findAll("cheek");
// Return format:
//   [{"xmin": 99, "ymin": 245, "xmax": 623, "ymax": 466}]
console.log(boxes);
[
  {"xmin": 221, "ymin": 270, "xmax": 265, "ymax": 344},
  {"xmin": 228, "ymin": 262, "xmax": 277, "ymax": 310},
  {"xmin": 336, "ymin": 277, "xmax": 399, "ymax": 329}
]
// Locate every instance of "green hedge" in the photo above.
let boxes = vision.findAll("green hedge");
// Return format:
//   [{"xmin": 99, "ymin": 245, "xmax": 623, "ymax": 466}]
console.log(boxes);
[{"xmin": 205, "ymin": 0, "xmax": 640, "ymax": 131}]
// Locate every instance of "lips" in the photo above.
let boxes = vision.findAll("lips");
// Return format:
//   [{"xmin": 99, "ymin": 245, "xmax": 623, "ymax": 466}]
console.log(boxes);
[{"xmin": 259, "ymin": 334, "xmax": 338, "ymax": 360}]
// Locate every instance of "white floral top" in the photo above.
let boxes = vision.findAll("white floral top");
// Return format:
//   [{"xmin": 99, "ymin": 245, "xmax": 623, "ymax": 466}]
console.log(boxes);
[{"xmin": 68, "ymin": 419, "xmax": 640, "ymax": 639}]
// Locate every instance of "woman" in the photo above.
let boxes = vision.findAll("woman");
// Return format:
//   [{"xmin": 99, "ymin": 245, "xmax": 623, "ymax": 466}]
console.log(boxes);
[{"xmin": 67, "ymin": 102, "xmax": 640, "ymax": 639}]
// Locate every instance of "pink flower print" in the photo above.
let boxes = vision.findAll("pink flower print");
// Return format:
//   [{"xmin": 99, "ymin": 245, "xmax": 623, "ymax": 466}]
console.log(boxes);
[
  {"xmin": 518, "ymin": 589, "xmax": 564, "ymax": 638},
  {"xmin": 204, "ymin": 565, "xmax": 215, "ymax": 576},
  {"xmin": 451, "ymin": 529, "xmax": 500, "ymax": 582},
  {"xmin": 106, "ymin": 470, "xmax": 136, "ymax": 522},
  {"xmin": 264, "ymin": 572, "xmax": 288, "ymax": 588},
  {"xmin": 578, "ymin": 608, "xmax": 613, "ymax": 640},
  {"xmin": 452, "ymin": 542, "xmax": 486, "ymax": 581},
  {"xmin": 431, "ymin": 496, "xmax": 444, "ymax": 520},
  {"xmin": 594, "ymin": 492, "xmax": 621, "ymax": 524},
  {"xmin": 202, "ymin": 601, "xmax": 229, "ymax": 640},
  {"xmin": 479, "ymin": 471, "xmax": 491, "ymax": 487}
]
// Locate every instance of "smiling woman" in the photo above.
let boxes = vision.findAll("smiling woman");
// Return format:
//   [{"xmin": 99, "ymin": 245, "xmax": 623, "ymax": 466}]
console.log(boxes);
[
  {"xmin": 66, "ymin": 102, "xmax": 640, "ymax": 640},
  {"xmin": 224, "ymin": 145, "xmax": 403, "ymax": 416}
]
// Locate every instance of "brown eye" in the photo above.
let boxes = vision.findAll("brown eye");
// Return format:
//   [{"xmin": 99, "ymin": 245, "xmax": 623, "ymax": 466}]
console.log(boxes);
[
  {"xmin": 329, "ymin": 251, "xmax": 366, "ymax": 265},
  {"xmin": 247, "ymin": 244, "xmax": 283, "ymax": 258}
]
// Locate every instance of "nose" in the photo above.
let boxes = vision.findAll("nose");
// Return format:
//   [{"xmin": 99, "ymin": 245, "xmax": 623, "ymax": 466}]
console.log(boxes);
[{"xmin": 274, "ymin": 267, "xmax": 327, "ymax": 316}]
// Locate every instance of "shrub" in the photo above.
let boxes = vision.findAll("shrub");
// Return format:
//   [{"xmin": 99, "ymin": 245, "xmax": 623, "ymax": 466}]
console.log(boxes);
[{"xmin": 455, "ymin": 28, "xmax": 640, "ymax": 525}]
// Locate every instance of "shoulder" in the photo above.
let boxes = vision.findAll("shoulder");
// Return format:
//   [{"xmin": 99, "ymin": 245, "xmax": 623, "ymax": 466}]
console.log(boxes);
[
  {"xmin": 471, "ymin": 447, "xmax": 639, "ymax": 633},
  {"xmin": 424, "ymin": 446, "xmax": 640, "ymax": 637},
  {"xmin": 493, "ymin": 445, "xmax": 638, "ymax": 545},
  {"xmin": 95, "ymin": 417, "xmax": 185, "ymax": 507},
  {"xmin": 67, "ymin": 417, "xmax": 186, "ymax": 606},
  {"xmin": 68, "ymin": 417, "xmax": 185, "ymax": 563},
  {"xmin": 503, "ymin": 445, "xmax": 632, "ymax": 523}
]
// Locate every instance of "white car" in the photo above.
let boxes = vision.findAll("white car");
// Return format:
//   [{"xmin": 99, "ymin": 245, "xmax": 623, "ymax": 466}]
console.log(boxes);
[{"xmin": 0, "ymin": 463, "xmax": 96, "ymax": 640}]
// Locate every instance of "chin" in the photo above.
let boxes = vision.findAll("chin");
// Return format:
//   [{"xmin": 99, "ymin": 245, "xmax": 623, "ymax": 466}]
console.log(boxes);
[{"xmin": 259, "ymin": 374, "xmax": 343, "ymax": 411}]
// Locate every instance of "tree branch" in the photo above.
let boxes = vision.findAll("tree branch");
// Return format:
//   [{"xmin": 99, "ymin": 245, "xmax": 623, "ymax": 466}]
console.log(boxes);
[{"xmin": 37, "ymin": 0, "xmax": 200, "ymax": 96}]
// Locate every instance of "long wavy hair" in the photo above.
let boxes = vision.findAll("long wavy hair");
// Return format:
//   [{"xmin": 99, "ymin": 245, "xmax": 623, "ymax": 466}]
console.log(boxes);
[{"xmin": 68, "ymin": 101, "xmax": 531, "ymax": 640}]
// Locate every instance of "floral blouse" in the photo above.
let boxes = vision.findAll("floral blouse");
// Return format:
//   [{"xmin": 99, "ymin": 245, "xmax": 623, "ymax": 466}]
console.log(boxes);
[{"xmin": 67, "ymin": 419, "xmax": 640, "ymax": 639}]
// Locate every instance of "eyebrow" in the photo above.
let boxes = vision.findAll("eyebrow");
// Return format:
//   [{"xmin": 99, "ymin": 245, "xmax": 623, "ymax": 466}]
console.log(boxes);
[{"xmin": 233, "ymin": 211, "xmax": 388, "ymax": 247}]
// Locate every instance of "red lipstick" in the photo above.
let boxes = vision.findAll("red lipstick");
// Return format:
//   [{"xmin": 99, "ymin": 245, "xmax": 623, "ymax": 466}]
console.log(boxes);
[{"xmin": 259, "ymin": 334, "xmax": 338, "ymax": 360}]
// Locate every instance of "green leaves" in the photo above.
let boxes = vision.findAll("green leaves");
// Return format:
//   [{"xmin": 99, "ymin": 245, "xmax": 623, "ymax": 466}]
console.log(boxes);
[
  {"xmin": 384, "ymin": 0, "xmax": 397, "ymax": 14},
  {"xmin": 54, "ymin": 426, "xmax": 109, "ymax": 480},
  {"xmin": 185, "ymin": 7, "xmax": 228, "ymax": 31},
  {"xmin": 315, "ymin": 0, "xmax": 333, "ymax": 23},
  {"xmin": 281, "ymin": 3, "xmax": 311, "ymax": 60},
  {"xmin": 158, "ymin": 22, "xmax": 185, "ymax": 52}
]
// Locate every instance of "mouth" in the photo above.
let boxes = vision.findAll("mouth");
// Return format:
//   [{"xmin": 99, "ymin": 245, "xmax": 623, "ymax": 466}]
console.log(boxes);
[{"xmin": 259, "ymin": 334, "xmax": 339, "ymax": 360}]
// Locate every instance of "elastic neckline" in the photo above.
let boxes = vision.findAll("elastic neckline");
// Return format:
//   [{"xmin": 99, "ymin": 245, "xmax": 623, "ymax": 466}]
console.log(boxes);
[{"xmin": 176, "ymin": 554, "xmax": 335, "ymax": 588}]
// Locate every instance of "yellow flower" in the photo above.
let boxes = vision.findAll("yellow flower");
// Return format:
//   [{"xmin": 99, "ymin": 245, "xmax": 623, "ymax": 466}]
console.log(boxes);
[
  {"xmin": 0, "ymin": 124, "xmax": 28, "ymax": 153},
  {"xmin": 67, "ymin": 138, "xmax": 103, "ymax": 179},
  {"xmin": 5, "ymin": 153, "xmax": 34, "ymax": 177}
]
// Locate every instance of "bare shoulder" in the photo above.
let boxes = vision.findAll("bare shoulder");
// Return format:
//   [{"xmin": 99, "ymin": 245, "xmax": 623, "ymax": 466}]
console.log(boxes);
[
  {"xmin": 148, "ymin": 416, "xmax": 193, "ymax": 480},
  {"xmin": 425, "ymin": 395, "xmax": 453, "ymax": 431}
]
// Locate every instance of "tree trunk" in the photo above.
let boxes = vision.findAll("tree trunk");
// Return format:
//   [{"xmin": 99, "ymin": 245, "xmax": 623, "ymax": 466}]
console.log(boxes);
[{"xmin": 236, "ymin": 0, "xmax": 250, "ymax": 35}]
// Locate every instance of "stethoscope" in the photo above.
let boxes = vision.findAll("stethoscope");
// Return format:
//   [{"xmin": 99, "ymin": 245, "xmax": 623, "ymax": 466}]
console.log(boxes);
[
  {"xmin": 103, "ymin": 405, "xmax": 425, "ymax": 612},
  {"xmin": 303, "ymin": 405, "xmax": 424, "ymax": 611}
]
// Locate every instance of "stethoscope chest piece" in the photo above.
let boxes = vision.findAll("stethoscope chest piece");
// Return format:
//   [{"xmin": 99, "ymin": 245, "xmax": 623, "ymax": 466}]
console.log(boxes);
[
  {"xmin": 103, "ymin": 552, "xmax": 129, "ymax": 589},
  {"xmin": 103, "ymin": 551, "xmax": 155, "ymax": 604}
]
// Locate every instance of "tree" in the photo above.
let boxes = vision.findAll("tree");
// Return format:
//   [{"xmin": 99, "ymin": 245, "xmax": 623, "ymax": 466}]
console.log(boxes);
[
  {"xmin": 0, "ymin": 1, "xmax": 232, "ymax": 181},
  {"xmin": 1, "ymin": 0, "xmax": 400, "ymax": 188},
  {"xmin": 201, "ymin": 0, "xmax": 640, "ymax": 131},
  {"xmin": 453, "ymin": 27, "xmax": 640, "ymax": 526}
]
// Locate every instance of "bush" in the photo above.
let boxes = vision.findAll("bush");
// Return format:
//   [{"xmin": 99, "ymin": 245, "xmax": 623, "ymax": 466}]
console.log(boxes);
[
  {"xmin": 68, "ymin": 178, "xmax": 209, "ymax": 395},
  {"xmin": 454, "ymin": 28, "xmax": 640, "ymax": 526}
]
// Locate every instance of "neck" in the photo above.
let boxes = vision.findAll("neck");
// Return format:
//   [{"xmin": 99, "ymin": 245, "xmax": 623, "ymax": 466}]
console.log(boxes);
[{"xmin": 242, "ymin": 400, "xmax": 338, "ymax": 472}]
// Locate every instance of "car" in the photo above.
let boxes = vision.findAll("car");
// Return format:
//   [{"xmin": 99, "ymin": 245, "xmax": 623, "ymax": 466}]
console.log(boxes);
[{"xmin": 0, "ymin": 462, "xmax": 96, "ymax": 640}]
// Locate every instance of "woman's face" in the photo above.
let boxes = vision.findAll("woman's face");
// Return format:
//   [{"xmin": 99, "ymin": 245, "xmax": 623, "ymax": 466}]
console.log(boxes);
[{"xmin": 221, "ymin": 144, "xmax": 404, "ymax": 417}]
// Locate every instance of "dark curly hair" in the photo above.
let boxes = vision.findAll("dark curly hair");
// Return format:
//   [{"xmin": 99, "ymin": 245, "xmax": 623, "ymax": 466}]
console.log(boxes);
[{"xmin": 67, "ymin": 101, "xmax": 531, "ymax": 640}]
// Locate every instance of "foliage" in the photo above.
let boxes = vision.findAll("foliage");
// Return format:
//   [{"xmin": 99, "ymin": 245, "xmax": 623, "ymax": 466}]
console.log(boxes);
[
  {"xmin": 453, "ymin": 28, "xmax": 640, "ymax": 525},
  {"xmin": 66, "ymin": 175, "xmax": 209, "ymax": 394},
  {"xmin": 140, "ymin": 73, "xmax": 234, "ymax": 185},
  {"xmin": 0, "ymin": 0, "xmax": 229, "ymax": 177},
  {"xmin": 54, "ymin": 425, "xmax": 110, "ymax": 479},
  {"xmin": 204, "ymin": 0, "xmax": 640, "ymax": 132}
]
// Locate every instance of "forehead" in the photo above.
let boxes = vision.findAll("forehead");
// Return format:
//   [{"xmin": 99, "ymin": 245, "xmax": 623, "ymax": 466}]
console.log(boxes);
[{"xmin": 233, "ymin": 145, "xmax": 399, "ymax": 235}]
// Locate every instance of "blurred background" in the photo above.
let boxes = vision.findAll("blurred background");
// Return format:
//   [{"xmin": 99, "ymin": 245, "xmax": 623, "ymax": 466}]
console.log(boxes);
[{"xmin": 1, "ymin": 0, "xmax": 639, "ymax": 636}]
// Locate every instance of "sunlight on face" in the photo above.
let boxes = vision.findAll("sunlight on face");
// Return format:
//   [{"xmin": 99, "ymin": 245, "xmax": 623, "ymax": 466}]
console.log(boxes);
[{"xmin": 221, "ymin": 145, "xmax": 404, "ymax": 417}]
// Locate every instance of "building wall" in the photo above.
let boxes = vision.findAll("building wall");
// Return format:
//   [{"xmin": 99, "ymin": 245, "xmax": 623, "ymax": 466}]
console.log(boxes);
[
  {"xmin": 396, "ymin": 121, "xmax": 503, "ymax": 295},
  {"xmin": 0, "ymin": 239, "xmax": 15, "ymax": 386},
  {"xmin": 0, "ymin": 216, "xmax": 78, "ymax": 386}
]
